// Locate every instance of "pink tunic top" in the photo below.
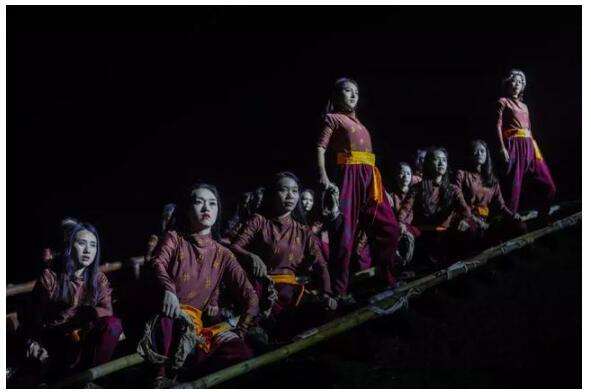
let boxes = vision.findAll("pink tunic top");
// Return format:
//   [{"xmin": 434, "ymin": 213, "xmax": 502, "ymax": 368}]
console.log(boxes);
[
  {"xmin": 398, "ymin": 181, "xmax": 470, "ymax": 228},
  {"xmin": 455, "ymin": 170, "xmax": 514, "ymax": 219},
  {"xmin": 231, "ymin": 213, "xmax": 332, "ymax": 294},
  {"xmin": 317, "ymin": 112, "xmax": 373, "ymax": 154},
  {"xmin": 150, "ymin": 231, "xmax": 258, "ymax": 320},
  {"xmin": 27, "ymin": 269, "xmax": 114, "ymax": 338},
  {"xmin": 496, "ymin": 97, "xmax": 531, "ymax": 138}
]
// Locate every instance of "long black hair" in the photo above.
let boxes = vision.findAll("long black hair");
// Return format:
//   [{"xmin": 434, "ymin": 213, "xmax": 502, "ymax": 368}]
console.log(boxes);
[
  {"xmin": 172, "ymin": 182, "xmax": 223, "ymax": 240},
  {"xmin": 324, "ymin": 77, "xmax": 359, "ymax": 115},
  {"xmin": 225, "ymin": 191, "xmax": 253, "ymax": 233},
  {"xmin": 470, "ymin": 139, "xmax": 498, "ymax": 187},
  {"xmin": 501, "ymin": 69, "xmax": 527, "ymax": 101},
  {"xmin": 417, "ymin": 147, "xmax": 454, "ymax": 217},
  {"xmin": 56, "ymin": 222, "xmax": 101, "ymax": 307},
  {"xmin": 260, "ymin": 171, "xmax": 308, "ymax": 225}
]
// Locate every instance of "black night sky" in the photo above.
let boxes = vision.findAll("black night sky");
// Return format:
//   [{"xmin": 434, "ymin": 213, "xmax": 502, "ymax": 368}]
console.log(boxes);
[{"xmin": 9, "ymin": 6, "xmax": 581, "ymax": 283}]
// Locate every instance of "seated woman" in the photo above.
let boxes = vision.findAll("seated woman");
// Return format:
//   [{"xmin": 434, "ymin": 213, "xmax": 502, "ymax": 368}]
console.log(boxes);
[
  {"xmin": 19, "ymin": 223, "xmax": 122, "ymax": 385},
  {"xmin": 146, "ymin": 183, "xmax": 259, "ymax": 387},
  {"xmin": 41, "ymin": 217, "xmax": 79, "ymax": 268},
  {"xmin": 145, "ymin": 203, "xmax": 176, "ymax": 263},
  {"xmin": 301, "ymin": 188, "xmax": 331, "ymax": 262},
  {"xmin": 388, "ymin": 162, "xmax": 420, "ymax": 266},
  {"xmin": 455, "ymin": 139, "xmax": 526, "ymax": 253},
  {"xmin": 230, "ymin": 172, "xmax": 337, "ymax": 341},
  {"xmin": 221, "ymin": 191, "xmax": 254, "ymax": 245},
  {"xmin": 398, "ymin": 147, "xmax": 471, "ymax": 266},
  {"xmin": 411, "ymin": 148, "xmax": 427, "ymax": 184}
]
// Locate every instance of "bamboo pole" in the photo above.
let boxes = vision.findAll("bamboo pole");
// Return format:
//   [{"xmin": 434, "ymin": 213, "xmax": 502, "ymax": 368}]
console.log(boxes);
[
  {"xmin": 53, "ymin": 353, "xmax": 145, "ymax": 388},
  {"xmin": 175, "ymin": 211, "xmax": 581, "ymax": 389},
  {"xmin": 7, "ymin": 261, "xmax": 125, "ymax": 297},
  {"xmin": 53, "ymin": 317, "xmax": 239, "ymax": 387}
]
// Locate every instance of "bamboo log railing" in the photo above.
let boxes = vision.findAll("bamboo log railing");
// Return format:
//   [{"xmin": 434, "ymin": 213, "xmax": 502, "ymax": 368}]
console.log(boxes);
[{"xmin": 6, "ymin": 261, "xmax": 125, "ymax": 297}]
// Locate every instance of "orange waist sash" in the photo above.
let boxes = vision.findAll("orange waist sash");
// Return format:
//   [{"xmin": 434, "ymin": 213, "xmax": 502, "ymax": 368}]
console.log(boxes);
[
  {"xmin": 503, "ymin": 128, "xmax": 543, "ymax": 160},
  {"xmin": 180, "ymin": 304, "xmax": 231, "ymax": 353},
  {"xmin": 336, "ymin": 151, "xmax": 384, "ymax": 204},
  {"xmin": 270, "ymin": 274, "xmax": 305, "ymax": 307}
]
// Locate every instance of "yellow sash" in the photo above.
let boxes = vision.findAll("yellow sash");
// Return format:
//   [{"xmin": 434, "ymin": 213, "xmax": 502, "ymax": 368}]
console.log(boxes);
[
  {"xmin": 336, "ymin": 151, "xmax": 384, "ymax": 204},
  {"xmin": 270, "ymin": 274, "xmax": 305, "ymax": 307},
  {"xmin": 474, "ymin": 206, "xmax": 490, "ymax": 218},
  {"xmin": 503, "ymin": 128, "xmax": 544, "ymax": 160},
  {"xmin": 180, "ymin": 304, "xmax": 230, "ymax": 353}
]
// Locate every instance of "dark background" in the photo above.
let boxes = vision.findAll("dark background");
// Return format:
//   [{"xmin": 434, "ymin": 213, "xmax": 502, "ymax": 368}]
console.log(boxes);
[{"xmin": 9, "ymin": 6, "xmax": 581, "ymax": 283}]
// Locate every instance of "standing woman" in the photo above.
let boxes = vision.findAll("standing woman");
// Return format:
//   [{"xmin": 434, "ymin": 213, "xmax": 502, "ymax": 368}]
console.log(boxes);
[
  {"xmin": 496, "ymin": 69, "xmax": 556, "ymax": 213},
  {"xmin": 20, "ymin": 223, "xmax": 122, "ymax": 383},
  {"xmin": 147, "ymin": 183, "xmax": 258, "ymax": 387},
  {"xmin": 316, "ymin": 78, "xmax": 400, "ymax": 297}
]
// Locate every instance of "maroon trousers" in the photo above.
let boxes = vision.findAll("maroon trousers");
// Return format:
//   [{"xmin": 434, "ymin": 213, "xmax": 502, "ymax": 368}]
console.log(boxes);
[
  {"xmin": 504, "ymin": 137, "xmax": 556, "ymax": 212},
  {"xmin": 329, "ymin": 164, "xmax": 401, "ymax": 295},
  {"xmin": 253, "ymin": 281, "xmax": 332, "ymax": 341},
  {"xmin": 153, "ymin": 316, "xmax": 253, "ymax": 378}
]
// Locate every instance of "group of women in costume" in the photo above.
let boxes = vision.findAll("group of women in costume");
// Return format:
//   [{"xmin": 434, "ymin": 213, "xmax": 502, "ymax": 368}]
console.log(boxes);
[{"xmin": 16, "ymin": 69, "xmax": 557, "ymax": 387}]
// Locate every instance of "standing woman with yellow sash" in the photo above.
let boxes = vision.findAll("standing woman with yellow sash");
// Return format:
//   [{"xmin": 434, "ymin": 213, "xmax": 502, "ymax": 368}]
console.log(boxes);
[
  {"xmin": 316, "ymin": 78, "xmax": 401, "ymax": 299},
  {"xmin": 496, "ymin": 69, "xmax": 557, "ymax": 213}
]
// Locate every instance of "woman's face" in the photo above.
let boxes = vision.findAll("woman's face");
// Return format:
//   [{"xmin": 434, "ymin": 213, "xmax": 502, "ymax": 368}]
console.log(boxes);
[
  {"xmin": 336, "ymin": 81, "xmax": 359, "ymax": 111},
  {"xmin": 430, "ymin": 150, "xmax": 448, "ymax": 176},
  {"xmin": 274, "ymin": 176, "xmax": 300, "ymax": 215},
  {"xmin": 396, "ymin": 164, "xmax": 412, "ymax": 189},
  {"xmin": 301, "ymin": 191, "xmax": 314, "ymax": 212},
  {"xmin": 510, "ymin": 74, "xmax": 525, "ymax": 97},
  {"xmin": 189, "ymin": 187, "xmax": 218, "ymax": 231},
  {"xmin": 415, "ymin": 151, "xmax": 426, "ymax": 173},
  {"xmin": 473, "ymin": 142, "xmax": 487, "ymax": 166},
  {"xmin": 73, "ymin": 230, "xmax": 98, "ymax": 269}
]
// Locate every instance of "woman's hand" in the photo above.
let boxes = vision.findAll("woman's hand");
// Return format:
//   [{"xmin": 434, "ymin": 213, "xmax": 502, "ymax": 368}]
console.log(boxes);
[
  {"xmin": 249, "ymin": 254, "xmax": 268, "ymax": 278},
  {"xmin": 501, "ymin": 147, "xmax": 510, "ymax": 163},
  {"xmin": 474, "ymin": 217, "xmax": 490, "ymax": 230},
  {"xmin": 25, "ymin": 340, "xmax": 49, "ymax": 363},
  {"xmin": 162, "ymin": 290, "xmax": 181, "ymax": 319},
  {"xmin": 322, "ymin": 293, "xmax": 338, "ymax": 311},
  {"xmin": 457, "ymin": 219, "xmax": 471, "ymax": 232},
  {"xmin": 205, "ymin": 305, "xmax": 219, "ymax": 318},
  {"xmin": 319, "ymin": 174, "xmax": 337, "ymax": 192}
]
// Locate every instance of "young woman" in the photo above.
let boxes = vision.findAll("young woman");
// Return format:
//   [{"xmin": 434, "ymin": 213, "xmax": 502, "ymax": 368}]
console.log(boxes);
[
  {"xmin": 496, "ymin": 69, "xmax": 556, "ymax": 213},
  {"xmin": 147, "ymin": 183, "xmax": 258, "ymax": 387},
  {"xmin": 316, "ymin": 78, "xmax": 400, "ymax": 297},
  {"xmin": 222, "ymin": 192, "xmax": 254, "ymax": 243},
  {"xmin": 145, "ymin": 203, "xmax": 176, "ymax": 262},
  {"xmin": 412, "ymin": 148, "xmax": 427, "ymax": 184},
  {"xmin": 230, "ymin": 172, "xmax": 337, "ymax": 340},
  {"xmin": 389, "ymin": 162, "xmax": 414, "ymax": 215},
  {"xmin": 41, "ymin": 217, "xmax": 79, "ymax": 267},
  {"xmin": 398, "ymin": 147, "xmax": 471, "ymax": 265},
  {"xmin": 21, "ymin": 223, "xmax": 122, "ymax": 383},
  {"xmin": 455, "ymin": 140, "xmax": 526, "ymax": 251}
]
